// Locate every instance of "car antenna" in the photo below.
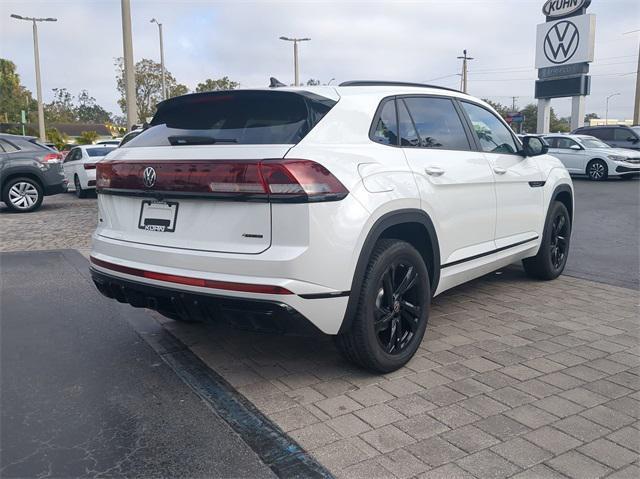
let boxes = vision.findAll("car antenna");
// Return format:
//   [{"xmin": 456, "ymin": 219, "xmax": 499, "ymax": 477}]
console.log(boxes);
[{"xmin": 269, "ymin": 77, "xmax": 286, "ymax": 88}]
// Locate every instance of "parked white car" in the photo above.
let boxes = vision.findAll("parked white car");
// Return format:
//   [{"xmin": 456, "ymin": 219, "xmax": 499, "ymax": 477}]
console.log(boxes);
[
  {"xmin": 96, "ymin": 139, "xmax": 122, "ymax": 146},
  {"xmin": 89, "ymin": 82, "xmax": 574, "ymax": 372},
  {"xmin": 545, "ymin": 134, "xmax": 640, "ymax": 181},
  {"xmin": 63, "ymin": 145, "xmax": 116, "ymax": 198}
]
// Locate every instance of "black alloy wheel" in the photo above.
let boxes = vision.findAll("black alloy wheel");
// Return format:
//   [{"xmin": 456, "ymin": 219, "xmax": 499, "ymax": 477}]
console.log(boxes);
[
  {"xmin": 336, "ymin": 239, "xmax": 430, "ymax": 373},
  {"xmin": 374, "ymin": 262, "xmax": 423, "ymax": 355},
  {"xmin": 549, "ymin": 213, "xmax": 569, "ymax": 270}
]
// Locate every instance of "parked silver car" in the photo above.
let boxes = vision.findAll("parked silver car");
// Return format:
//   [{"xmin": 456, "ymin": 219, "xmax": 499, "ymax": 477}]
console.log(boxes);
[{"xmin": 544, "ymin": 134, "xmax": 640, "ymax": 181}]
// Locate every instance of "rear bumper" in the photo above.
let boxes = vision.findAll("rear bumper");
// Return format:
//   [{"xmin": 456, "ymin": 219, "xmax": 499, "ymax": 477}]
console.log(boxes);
[
  {"xmin": 89, "ymin": 251, "xmax": 350, "ymax": 334},
  {"xmin": 43, "ymin": 181, "xmax": 68, "ymax": 196},
  {"xmin": 91, "ymin": 268, "xmax": 325, "ymax": 336}
]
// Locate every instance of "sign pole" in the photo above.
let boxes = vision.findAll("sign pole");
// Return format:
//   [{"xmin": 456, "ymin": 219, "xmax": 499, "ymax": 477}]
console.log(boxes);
[
  {"xmin": 571, "ymin": 95, "xmax": 585, "ymax": 130},
  {"xmin": 537, "ymin": 98, "xmax": 551, "ymax": 133},
  {"xmin": 634, "ymin": 40, "xmax": 640, "ymax": 125}
]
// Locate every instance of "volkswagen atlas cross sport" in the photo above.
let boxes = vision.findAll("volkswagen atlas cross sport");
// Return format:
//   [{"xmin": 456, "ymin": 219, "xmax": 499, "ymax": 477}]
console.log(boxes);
[{"xmin": 90, "ymin": 82, "xmax": 574, "ymax": 373}]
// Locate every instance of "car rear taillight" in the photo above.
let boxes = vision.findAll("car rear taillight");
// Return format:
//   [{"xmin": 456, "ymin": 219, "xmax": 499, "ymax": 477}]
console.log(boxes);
[
  {"xmin": 84, "ymin": 163, "xmax": 97, "ymax": 170},
  {"xmin": 42, "ymin": 153, "xmax": 63, "ymax": 163},
  {"xmin": 96, "ymin": 160, "xmax": 348, "ymax": 202}
]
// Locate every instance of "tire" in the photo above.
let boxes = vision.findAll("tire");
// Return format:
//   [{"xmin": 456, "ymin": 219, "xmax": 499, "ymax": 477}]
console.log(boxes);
[
  {"xmin": 2, "ymin": 177, "xmax": 43, "ymax": 212},
  {"xmin": 74, "ymin": 175, "xmax": 87, "ymax": 198},
  {"xmin": 523, "ymin": 201, "xmax": 571, "ymax": 280},
  {"xmin": 336, "ymin": 239, "xmax": 430, "ymax": 373},
  {"xmin": 586, "ymin": 159, "xmax": 608, "ymax": 181}
]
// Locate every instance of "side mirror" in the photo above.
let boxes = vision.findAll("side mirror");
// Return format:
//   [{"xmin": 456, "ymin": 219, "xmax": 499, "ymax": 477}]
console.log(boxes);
[
  {"xmin": 522, "ymin": 136, "xmax": 549, "ymax": 157},
  {"xmin": 627, "ymin": 136, "xmax": 639, "ymax": 143},
  {"xmin": 570, "ymin": 144, "xmax": 582, "ymax": 150}
]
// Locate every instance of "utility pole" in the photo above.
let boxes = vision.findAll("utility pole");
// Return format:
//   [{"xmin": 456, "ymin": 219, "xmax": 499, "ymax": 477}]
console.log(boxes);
[
  {"xmin": 150, "ymin": 18, "xmax": 166, "ymax": 100},
  {"xmin": 279, "ymin": 36, "xmax": 311, "ymax": 86},
  {"xmin": 121, "ymin": 0, "xmax": 137, "ymax": 129},
  {"xmin": 10, "ymin": 14, "xmax": 57, "ymax": 142},
  {"xmin": 457, "ymin": 49, "xmax": 473, "ymax": 94},
  {"xmin": 511, "ymin": 96, "xmax": 519, "ymax": 112}
]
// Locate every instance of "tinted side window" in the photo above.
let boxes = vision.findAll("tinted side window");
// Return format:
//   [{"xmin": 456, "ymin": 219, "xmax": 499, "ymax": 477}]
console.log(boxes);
[
  {"xmin": 556, "ymin": 138, "xmax": 579, "ymax": 149},
  {"xmin": 614, "ymin": 129, "xmax": 633, "ymax": 141},
  {"xmin": 594, "ymin": 128, "xmax": 614, "ymax": 141},
  {"xmin": 461, "ymin": 102, "xmax": 519, "ymax": 154},
  {"xmin": 398, "ymin": 100, "xmax": 419, "ymax": 147},
  {"xmin": 546, "ymin": 138, "xmax": 559, "ymax": 148},
  {"xmin": 371, "ymin": 99, "xmax": 398, "ymax": 146},
  {"xmin": 403, "ymin": 97, "xmax": 470, "ymax": 150},
  {"xmin": 0, "ymin": 139, "xmax": 19, "ymax": 153}
]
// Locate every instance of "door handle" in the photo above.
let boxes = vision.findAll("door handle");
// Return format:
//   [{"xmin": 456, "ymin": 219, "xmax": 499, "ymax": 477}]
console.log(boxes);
[
  {"xmin": 493, "ymin": 166, "xmax": 507, "ymax": 175},
  {"xmin": 425, "ymin": 166, "xmax": 445, "ymax": 177}
]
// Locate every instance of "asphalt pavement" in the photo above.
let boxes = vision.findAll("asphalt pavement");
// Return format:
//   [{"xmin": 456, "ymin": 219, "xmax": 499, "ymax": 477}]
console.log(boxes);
[
  {"xmin": 564, "ymin": 176, "xmax": 640, "ymax": 290},
  {"xmin": 0, "ymin": 250, "xmax": 278, "ymax": 478}
]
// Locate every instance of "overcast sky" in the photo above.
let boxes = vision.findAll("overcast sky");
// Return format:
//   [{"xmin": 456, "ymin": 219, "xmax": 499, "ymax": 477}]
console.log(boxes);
[{"xmin": 1, "ymin": 0, "xmax": 638, "ymax": 120}]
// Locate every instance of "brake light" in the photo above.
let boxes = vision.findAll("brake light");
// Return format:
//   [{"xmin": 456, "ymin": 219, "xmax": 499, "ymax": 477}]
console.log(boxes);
[
  {"xmin": 96, "ymin": 159, "xmax": 348, "ymax": 202},
  {"xmin": 84, "ymin": 163, "xmax": 97, "ymax": 170},
  {"xmin": 42, "ymin": 153, "xmax": 62, "ymax": 163}
]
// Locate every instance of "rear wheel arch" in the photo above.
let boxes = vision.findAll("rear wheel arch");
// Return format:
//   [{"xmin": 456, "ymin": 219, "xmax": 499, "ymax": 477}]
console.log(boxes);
[{"xmin": 339, "ymin": 209, "xmax": 440, "ymax": 334}]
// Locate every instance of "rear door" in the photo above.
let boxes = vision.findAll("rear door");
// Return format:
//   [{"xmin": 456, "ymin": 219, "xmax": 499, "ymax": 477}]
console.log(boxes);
[
  {"xmin": 459, "ymin": 101, "xmax": 543, "ymax": 249},
  {"xmin": 96, "ymin": 89, "xmax": 337, "ymax": 255},
  {"xmin": 399, "ymin": 96, "xmax": 497, "ymax": 265}
]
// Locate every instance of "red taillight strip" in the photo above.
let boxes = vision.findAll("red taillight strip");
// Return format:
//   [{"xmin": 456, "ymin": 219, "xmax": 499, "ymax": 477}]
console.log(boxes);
[{"xmin": 90, "ymin": 257, "xmax": 293, "ymax": 295}]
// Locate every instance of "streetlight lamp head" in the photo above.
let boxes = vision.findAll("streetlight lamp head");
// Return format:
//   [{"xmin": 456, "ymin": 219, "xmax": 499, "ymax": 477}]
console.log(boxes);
[
  {"xmin": 10, "ymin": 14, "xmax": 25, "ymax": 19},
  {"xmin": 279, "ymin": 36, "xmax": 291, "ymax": 41},
  {"xmin": 44, "ymin": 18, "xmax": 57, "ymax": 22}
]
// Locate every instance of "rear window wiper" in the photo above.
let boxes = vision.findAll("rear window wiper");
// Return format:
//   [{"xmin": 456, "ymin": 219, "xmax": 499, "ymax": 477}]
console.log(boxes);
[{"xmin": 168, "ymin": 135, "xmax": 238, "ymax": 146}]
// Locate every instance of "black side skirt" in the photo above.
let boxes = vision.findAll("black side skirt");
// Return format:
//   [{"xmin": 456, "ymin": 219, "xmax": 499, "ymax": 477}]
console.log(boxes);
[{"xmin": 442, "ymin": 236, "xmax": 539, "ymax": 269}]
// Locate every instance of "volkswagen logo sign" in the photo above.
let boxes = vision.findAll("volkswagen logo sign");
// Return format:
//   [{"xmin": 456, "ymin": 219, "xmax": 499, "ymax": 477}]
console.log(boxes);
[
  {"xmin": 544, "ymin": 20, "xmax": 580, "ymax": 64},
  {"xmin": 142, "ymin": 166, "xmax": 157, "ymax": 188}
]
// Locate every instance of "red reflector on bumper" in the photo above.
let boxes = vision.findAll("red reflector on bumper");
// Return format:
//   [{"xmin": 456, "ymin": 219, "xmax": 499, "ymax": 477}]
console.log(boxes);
[{"xmin": 90, "ymin": 257, "xmax": 293, "ymax": 295}]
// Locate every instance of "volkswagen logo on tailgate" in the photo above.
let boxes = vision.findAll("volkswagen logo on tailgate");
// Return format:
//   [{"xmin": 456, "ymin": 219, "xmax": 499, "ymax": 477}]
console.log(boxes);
[
  {"xmin": 142, "ymin": 166, "xmax": 157, "ymax": 188},
  {"xmin": 544, "ymin": 20, "xmax": 579, "ymax": 64}
]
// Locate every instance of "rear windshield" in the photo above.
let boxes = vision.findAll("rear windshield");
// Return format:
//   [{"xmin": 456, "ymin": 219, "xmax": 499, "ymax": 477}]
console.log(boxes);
[
  {"xmin": 124, "ymin": 90, "xmax": 336, "ymax": 147},
  {"xmin": 86, "ymin": 147, "xmax": 116, "ymax": 157}
]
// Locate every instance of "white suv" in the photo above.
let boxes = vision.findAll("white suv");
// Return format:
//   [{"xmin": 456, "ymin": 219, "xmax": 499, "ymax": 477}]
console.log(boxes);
[{"xmin": 90, "ymin": 82, "xmax": 573, "ymax": 372}]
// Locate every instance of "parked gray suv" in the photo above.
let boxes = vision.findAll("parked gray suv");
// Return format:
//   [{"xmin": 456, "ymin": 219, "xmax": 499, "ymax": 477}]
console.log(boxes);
[
  {"xmin": 572, "ymin": 125, "xmax": 640, "ymax": 151},
  {"xmin": 0, "ymin": 133, "xmax": 68, "ymax": 212}
]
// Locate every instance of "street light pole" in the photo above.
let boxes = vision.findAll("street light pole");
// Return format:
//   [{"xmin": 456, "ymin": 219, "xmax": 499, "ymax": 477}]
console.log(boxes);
[
  {"xmin": 150, "ymin": 18, "xmax": 166, "ymax": 100},
  {"xmin": 605, "ymin": 93, "xmax": 620, "ymax": 125},
  {"xmin": 10, "ymin": 14, "xmax": 57, "ymax": 142},
  {"xmin": 121, "ymin": 0, "xmax": 137, "ymax": 130},
  {"xmin": 279, "ymin": 36, "xmax": 311, "ymax": 86}
]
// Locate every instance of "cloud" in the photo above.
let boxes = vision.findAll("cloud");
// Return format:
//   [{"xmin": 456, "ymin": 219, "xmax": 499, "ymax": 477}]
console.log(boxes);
[{"xmin": 1, "ymin": 0, "xmax": 637, "ymax": 120}]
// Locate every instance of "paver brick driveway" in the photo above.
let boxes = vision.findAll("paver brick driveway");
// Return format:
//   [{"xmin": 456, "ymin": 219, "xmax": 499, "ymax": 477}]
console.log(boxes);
[{"xmin": 2, "ymin": 194, "xmax": 639, "ymax": 478}]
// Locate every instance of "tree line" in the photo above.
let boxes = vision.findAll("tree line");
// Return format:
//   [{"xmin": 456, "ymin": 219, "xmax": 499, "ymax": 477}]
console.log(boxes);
[
  {"xmin": 483, "ymin": 99, "xmax": 600, "ymax": 134},
  {"xmin": 1, "ymin": 57, "xmax": 242, "ymax": 130}
]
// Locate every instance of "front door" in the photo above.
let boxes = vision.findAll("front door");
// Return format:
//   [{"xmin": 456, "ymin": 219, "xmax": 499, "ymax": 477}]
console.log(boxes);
[
  {"xmin": 547, "ymin": 137, "xmax": 585, "ymax": 173},
  {"xmin": 459, "ymin": 101, "xmax": 544, "ymax": 249},
  {"xmin": 398, "ymin": 96, "xmax": 497, "ymax": 266}
]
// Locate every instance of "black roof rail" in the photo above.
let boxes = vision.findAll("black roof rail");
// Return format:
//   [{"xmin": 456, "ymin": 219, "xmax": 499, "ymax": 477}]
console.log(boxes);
[{"xmin": 338, "ymin": 80, "xmax": 461, "ymax": 93}]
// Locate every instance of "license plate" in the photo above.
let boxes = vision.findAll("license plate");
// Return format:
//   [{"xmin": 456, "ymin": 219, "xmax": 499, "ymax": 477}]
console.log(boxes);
[{"xmin": 138, "ymin": 200, "xmax": 178, "ymax": 232}]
